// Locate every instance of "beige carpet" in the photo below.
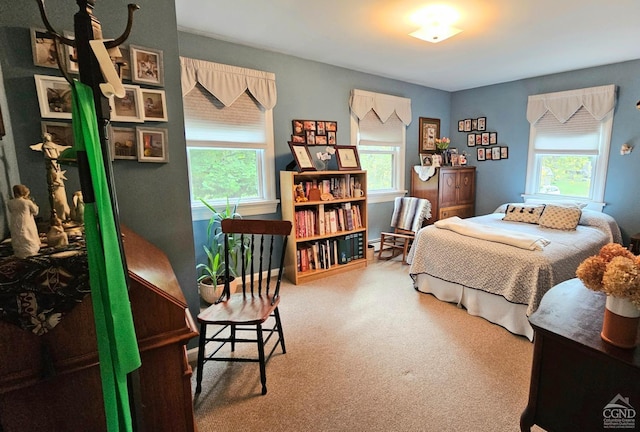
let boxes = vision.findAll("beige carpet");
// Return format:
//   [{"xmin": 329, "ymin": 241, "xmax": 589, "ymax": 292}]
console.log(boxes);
[{"xmin": 192, "ymin": 258, "xmax": 544, "ymax": 432}]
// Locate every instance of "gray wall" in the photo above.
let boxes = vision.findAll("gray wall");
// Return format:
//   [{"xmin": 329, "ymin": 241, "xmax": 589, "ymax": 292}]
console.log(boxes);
[
  {"xmin": 450, "ymin": 60, "xmax": 640, "ymax": 241},
  {"xmin": 0, "ymin": 0, "xmax": 199, "ymax": 322}
]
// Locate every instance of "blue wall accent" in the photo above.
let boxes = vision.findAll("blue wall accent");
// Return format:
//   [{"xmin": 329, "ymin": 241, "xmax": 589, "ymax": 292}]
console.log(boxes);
[{"xmin": 450, "ymin": 60, "xmax": 640, "ymax": 240}]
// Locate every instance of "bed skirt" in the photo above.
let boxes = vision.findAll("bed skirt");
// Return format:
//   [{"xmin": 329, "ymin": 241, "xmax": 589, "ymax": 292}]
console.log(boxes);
[{"xmin": 413, "ymin": 273, "xmax": 534, "ymax": 341}]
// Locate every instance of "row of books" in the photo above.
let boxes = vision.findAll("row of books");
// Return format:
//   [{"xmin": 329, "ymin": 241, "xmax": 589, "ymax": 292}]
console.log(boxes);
[
  {"xmin": 294, "ymin": 203, "xmax": 363, "ymax": 238},
  {"xmin": 297, "ymin": 175, "xmax": 361, "ymax": 200},
  {"xmin": 296, "ymin": 232, "xmax": 365, "ymax": 272}
]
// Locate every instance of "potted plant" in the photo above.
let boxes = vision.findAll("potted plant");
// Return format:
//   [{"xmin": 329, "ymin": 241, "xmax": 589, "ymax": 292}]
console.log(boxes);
[{"xmin": 197, "ymin": 198, "xmax": 243, "ymax": 304}]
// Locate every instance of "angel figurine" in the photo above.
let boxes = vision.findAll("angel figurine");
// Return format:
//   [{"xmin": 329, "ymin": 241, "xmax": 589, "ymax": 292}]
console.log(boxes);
[{"xmin": 7, "ymin": 184, "xmax": 40, "ymax": 258}]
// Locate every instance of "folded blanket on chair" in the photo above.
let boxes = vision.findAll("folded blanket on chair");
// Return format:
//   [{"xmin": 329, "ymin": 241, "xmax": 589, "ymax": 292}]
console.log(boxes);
[
  {"xmin": 390, "ymin": 197, "xmax": 432, "ymax": 233},
  {"xmin": 434, "ymin": 216, "xmax": 550, "ymax": 251}
]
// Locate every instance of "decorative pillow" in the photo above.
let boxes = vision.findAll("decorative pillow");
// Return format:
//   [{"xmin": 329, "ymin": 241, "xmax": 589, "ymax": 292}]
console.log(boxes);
[
  {"xmin": 538, "ymin": 204, "xmax": 582, "ymax": 230},
  {"xmin": 502, "ymin": 204, "xmax": 546, "ymax": 224}
]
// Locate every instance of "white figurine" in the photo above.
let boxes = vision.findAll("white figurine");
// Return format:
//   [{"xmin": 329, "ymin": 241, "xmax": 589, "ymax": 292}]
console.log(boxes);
[
  {"xmin": 30, "ymin": 133, "xmax": 72, "ymax": 221},
  {"xmin": 47, "ymin": 215, "xmax": 69, "ymax": 248},
  {"xmin": 7, "ymin": 184, "xmax": 41, "ymax": 258}
]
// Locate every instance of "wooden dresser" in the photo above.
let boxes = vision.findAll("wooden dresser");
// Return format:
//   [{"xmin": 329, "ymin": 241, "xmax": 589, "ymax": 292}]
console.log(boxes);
[
  {"xmin": 411, "ymin": 166, "xmax": 476, "ymax": 224},
  {"xmin": 0, "ymin": 226, "xmax": 199, "ymax": 432},
  {"xmin": 520, "ymin": 278, "xmax": 640, "ymax": 432}
]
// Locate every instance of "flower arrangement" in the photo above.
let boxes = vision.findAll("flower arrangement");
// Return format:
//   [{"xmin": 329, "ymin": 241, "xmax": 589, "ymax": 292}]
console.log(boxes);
[
  {"xmin": 576, "ymin": 243, "xmax": 640, "ymax": 308},
  {"xmin": 434, "ymin": 137, "xmax": 451, "ymax": 151}
]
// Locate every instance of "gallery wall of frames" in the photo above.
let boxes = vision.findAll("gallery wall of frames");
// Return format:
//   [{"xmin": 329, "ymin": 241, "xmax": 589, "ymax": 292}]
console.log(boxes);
[
  {"xmin": 457, "ymin": 116, "xmax": 508, "ymax": 162},
  {"xmin": 31, "ymin": 28, "xmax": 169, "ymax": 163}
]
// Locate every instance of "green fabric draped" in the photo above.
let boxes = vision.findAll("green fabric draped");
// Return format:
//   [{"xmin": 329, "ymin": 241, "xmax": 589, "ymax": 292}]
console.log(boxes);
[{"xmin": 71, "ymin": 81, "xmax": 141, "ymax": 432}]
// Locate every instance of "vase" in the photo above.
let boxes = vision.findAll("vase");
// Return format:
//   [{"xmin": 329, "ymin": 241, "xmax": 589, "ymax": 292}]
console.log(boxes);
[{"xmin": 600, "ymin": 295, "xmax": 640, "ymax": 349}]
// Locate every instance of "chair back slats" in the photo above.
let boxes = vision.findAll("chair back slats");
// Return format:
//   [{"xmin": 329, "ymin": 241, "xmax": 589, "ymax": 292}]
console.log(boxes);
[{"xmin": 221, "ymin": 219, "xmax": 292, "ymax": 300}]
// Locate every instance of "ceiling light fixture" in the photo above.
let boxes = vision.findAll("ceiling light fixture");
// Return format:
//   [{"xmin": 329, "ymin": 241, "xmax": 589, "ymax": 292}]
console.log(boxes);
[{"xmin": 409, "ymin": 4, "xmax": 462, "ymax": 44}]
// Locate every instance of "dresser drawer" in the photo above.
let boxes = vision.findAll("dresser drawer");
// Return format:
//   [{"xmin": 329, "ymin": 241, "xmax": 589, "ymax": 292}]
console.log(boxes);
[{"xmin": 440, "ymin": 205, "xmax": 474, "ymax": 220}]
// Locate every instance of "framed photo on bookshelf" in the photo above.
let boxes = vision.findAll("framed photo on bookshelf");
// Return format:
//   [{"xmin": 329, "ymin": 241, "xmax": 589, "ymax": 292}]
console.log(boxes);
[
  {"xmin": 335, "ymin": 145, "xmax": 361, "ymax": 170},
  {"xmin": 289, "ymin": 142, "xmax": 316, "ymax": 171}
]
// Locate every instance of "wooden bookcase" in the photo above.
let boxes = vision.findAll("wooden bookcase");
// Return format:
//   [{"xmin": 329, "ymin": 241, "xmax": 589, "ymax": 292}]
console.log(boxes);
[{"xmin": 280, "ymin": 170, "xmax": 368, "ymax": 285}]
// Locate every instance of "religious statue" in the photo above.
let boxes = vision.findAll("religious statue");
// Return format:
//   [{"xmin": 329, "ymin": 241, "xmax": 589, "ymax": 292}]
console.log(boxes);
[
  {"xmin": 47, "ymin": 214, "xmax": 69, "ymax": 248},
  {"xmin": 30, "ymin": 133, "xmax": 71, "ymax": 221},
  {"xmin": 7, "ymin": 184, "xmax": 40, "ymax": 258}
]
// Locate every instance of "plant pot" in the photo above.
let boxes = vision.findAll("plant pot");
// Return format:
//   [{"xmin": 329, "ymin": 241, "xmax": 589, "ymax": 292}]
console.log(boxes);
[
  {"xmin": 600, "ymin": 295, "xmax": 640, "ymax": 349},
  {"xmin": 199, "ymin": 276, "xmax": 237, "ymax": 304}
]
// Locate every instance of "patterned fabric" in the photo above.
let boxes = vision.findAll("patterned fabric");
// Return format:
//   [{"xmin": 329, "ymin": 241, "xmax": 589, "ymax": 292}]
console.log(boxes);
[
  {"xmin": 0, "ymin": 234, "xmax": 89, "ymax": 335},
  {"xmin": 408, "ymin": 211, "xmax": 621, "ymax": 316},
  {"xmin": 538, "ymin": 204, "xmax": 582, "ymax": 230},
  {"xmin": 390, "ymin": 197, "xmax": 431, "ymax": 233},
  {"xmin": 502, "ymin": 204, "xmax": 545, "ymax": 224}
]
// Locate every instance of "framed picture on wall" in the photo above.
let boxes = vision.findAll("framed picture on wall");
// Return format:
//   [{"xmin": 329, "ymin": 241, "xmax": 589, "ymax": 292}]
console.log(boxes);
[
  {"xmin": 41, "ymin": 121, "xmax": 74, "ymax": 148},
  {"xmin": 34, "ymin": 75, "xmax": 72, "ymax": 119},
  {"xmin": 458, "ymin": 120, "xmax": 464, "ymax": 132},
  {"xmin": 464, "ymin": 119, "xmax": 472, "ymax": 132},
  {"xmin": 477, "ymin": 117, "xmax": 487, "ymax": 131},
  {"xmin": 141, "ymin": 88, "xmax": 168, "ymax": 121},
  {"xmin": 335, "ymin": 145, "xmax": 361, "ymax": 170},
  {"xmin": 31, "ymin": 28, "xmax": 58, "ymax": 69},
  {"xmin": 419, "ymin": 117, "xmax": 440, "ymax": 154},
  {"xmin": 489, "ymin": 131, "xmax": 498, "ymax": 145},
  {"xmin": 467, "ymin": 133, "xmax": 476, "ymax": 147},
  {"xmin": 477, "ymin": 147, "xmax": 486, "ymax": 161},
  {"xmin": 109, "ymin": 126, "xmax": 137, "ymax": 160},
  {"xmin": 130, "ymin": 45, "xmax": 164, "ymax": 86},
  {"xmin": 109, "ymin": 84, "xmax": 144, "ymax": 122},
  {"xmin": 137, "ymin": 127, "xmax": 168, "ymax": 162},
  {"xmin": 500, "ymin": 146, "xmax": 509, "ymax": 159},
  {"xmin": 492, "ymin": 147, "xmax": 501, "ymax": 160}
]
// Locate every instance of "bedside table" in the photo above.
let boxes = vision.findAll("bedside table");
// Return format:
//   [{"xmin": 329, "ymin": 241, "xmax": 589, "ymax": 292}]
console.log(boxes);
[{"xmin": 520, "ymin": 278, "xmax": 640, "ymax": 432}]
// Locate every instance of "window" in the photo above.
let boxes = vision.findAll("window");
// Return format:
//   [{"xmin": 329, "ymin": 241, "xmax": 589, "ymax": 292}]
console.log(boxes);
[
  {"xmin": 181, "ymin": 57, "xmax": 278, "ymax": 219},
  {"xmin": 349, "ymin": 89, "xmax": 411, "ymax": 203},
  {"xmin": 525, "ymin": 85, "xmax": 616, "ymax": 204}
]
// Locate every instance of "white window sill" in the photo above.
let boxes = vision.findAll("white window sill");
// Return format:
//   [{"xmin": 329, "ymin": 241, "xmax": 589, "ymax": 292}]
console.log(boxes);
[
  {"xmin": 191, "ymin": 199, "xmax": 280, "ymax": 221},
  {"xmin": 366, "ymin": 190, "xmax": 408, "ymax": 204}
]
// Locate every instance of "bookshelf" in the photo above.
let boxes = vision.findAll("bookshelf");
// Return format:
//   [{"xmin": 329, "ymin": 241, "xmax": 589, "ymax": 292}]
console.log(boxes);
[{"xmin": 280, "ymin": 170, "xmax": 368, "ymax": 285}]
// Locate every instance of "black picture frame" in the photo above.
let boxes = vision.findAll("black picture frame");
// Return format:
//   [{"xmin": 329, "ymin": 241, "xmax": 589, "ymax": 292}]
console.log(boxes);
[
  {"xmin": 288, "ymin": 142, "xmax": 316, "ymax": 172},
  {"xmin": 335, "ymin": 145, "xmax": 361, "ymax": 170},
  {"xmin": 481, "ymin": 132, "xmax": 490, "ymax": 146},
  {"xmin": 492, "ymin": 147, "xmax": 501, "ymax": 160},
  {"xmin": 463, "ymin": 119, "xmax": 472, "ymax": 132},
  {"xmin": 477, "ymin": 147, "xmax": 486, "ymax": 161},
  {"xmin": 472, "ymin": 119, "xmax": 478, "ymax": 131},
  {"xmin": 477, "ymin": 117, "xmax": 487, "ymax": 131},
  {"xmin": 467, "ymin": 133, "xmax": 476, "ymax": 147},
  {"xmin": 458, "ymin": 120, "xmax": 464, "ymax": 132},
  {"xmin": 489, "ymin": 131, "xmax": 498, "ymax": 145},
  {"xmin": 500, "ymin": 146, "xmax": 509, "ymax": 159}
]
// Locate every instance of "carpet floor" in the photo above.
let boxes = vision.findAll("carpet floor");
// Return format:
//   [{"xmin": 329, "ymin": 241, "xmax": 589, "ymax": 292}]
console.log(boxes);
[{"xmin": 192, "ymin": 258, "xmax": 545, "ymax": 432}]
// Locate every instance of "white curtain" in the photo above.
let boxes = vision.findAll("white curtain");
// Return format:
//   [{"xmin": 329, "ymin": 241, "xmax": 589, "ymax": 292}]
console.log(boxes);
[
  {"xmin": 349, "ymin": 89, "xmax": 412, "ymax": 126},
  {"xmin": 180, "ymin": 57, "xmax": 277, "ymax": 109},
  {"xmin": 527, "ymin": 84, "xmax": 616, "ymax": 125}
]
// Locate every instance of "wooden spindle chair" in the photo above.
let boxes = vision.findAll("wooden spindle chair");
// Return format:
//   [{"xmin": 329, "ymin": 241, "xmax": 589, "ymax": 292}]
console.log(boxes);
[{"xmin": 195, "ymin": 219, "xmax": 292, "ymax": 395}]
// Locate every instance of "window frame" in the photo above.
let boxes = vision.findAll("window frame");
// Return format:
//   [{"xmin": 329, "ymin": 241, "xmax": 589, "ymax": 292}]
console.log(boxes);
[
  {"xmin": 185, "ymin": 96, "xmax": 279, "ymax": 221},
  {"xmin": 350, "ymin": 112, "xmax": 407, "ymax": 204}
]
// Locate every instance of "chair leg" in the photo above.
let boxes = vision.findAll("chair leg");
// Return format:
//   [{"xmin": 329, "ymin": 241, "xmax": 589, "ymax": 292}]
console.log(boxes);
[
  {"xmin": 273, "ymin": 307, "xmax": 286, "ymax": 354},
  {"xmin": 402, "ymin": 239, "xmax": 410, "ymax": 264},
  {"xmin": 195, "ymin": 322, "xmax": 207, "ymax": 394},
  {"xmin": 378, "ymin": 234, "xmax": 386, "ymax": 259},
  {"xmin": 230, "ymin": 324, "xmax": 236, "ymax": 351},
  {"xmin": 256, "ymin": 323, "xmax": 267, "ymax": 395}
]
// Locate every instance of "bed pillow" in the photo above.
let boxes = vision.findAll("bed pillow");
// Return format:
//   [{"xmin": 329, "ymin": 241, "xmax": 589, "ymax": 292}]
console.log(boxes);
[
  {"xmin": 538, "ymin": 204, "xmax": 582, "ymax": 230},
  {"xmin": 502, "ymin": 204, "xmax": 546, "ymax": 224}
]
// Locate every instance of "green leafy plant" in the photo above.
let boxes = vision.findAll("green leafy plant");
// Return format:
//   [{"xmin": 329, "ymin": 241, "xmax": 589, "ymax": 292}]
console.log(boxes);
[{"xmin": 196, "ymin": 198, "xmax": 244, "ymax": 285}]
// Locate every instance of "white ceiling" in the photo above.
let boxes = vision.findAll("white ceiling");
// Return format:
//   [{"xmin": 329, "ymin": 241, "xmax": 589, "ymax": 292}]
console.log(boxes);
[{"xmin": 175, "ymin": 0, "xmax": 640, "ymax": 92}]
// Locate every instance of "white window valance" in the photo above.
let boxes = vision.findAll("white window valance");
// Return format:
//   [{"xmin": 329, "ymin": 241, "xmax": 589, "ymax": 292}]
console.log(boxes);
[
  {"xmin": 527, "ymin": 84, "xmax": 616, "ymax": 125},
  {"xmin": 180, "ymin": 57, "xmax": 277, "ymax": 109},
  {"xmin": 349, "ymin": 89, "xmax": 412, "ymax": 126}
]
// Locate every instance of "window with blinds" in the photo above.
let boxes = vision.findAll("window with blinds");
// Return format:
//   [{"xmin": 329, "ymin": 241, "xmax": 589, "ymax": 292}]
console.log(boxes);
[
  {"xmin": 184, "ymin": 84, "xmax": 273, "ymax": 207},
  {"xmin": 526, "ymin": 106, "xmax": 612, "ymax": 200},
  {"xmin": 356, "ymin": 110, "xmax": 405, "ymax": 192}
]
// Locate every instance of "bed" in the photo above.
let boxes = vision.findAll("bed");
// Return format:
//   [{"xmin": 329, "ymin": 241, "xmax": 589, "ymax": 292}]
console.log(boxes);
[{"xmin": 407, "ymin": 203, "xmax": 622, "ymax": 340}]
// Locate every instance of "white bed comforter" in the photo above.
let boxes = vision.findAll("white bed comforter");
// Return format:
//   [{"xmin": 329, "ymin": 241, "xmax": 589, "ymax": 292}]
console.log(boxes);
[{"xmin": 408, "ymin": 210, "xmax": 621, "ymax": 315}]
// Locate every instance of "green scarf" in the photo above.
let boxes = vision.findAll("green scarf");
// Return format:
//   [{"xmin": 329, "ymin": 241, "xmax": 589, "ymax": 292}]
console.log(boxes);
[{"xmin": 71, "ymin": 81, "xmax": 141, "ymax": 432}]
